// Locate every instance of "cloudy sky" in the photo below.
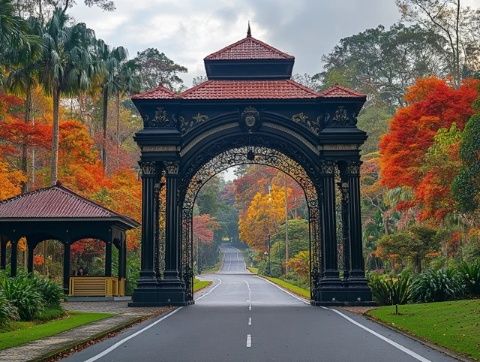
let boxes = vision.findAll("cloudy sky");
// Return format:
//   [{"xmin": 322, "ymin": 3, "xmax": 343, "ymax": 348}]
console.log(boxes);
[{"xmin": 69, "ymin": 0, "xmax": 407, "ymax": 86}]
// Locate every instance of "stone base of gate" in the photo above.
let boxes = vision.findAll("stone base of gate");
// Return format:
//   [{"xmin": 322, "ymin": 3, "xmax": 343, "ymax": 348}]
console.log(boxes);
[
  {"xmin": 311, "ymin": 285, "xmax": 374, "ymax": 306},
  {"xmin": 130, "ymin": 282, "xmax": 192, "ymax": 307}
]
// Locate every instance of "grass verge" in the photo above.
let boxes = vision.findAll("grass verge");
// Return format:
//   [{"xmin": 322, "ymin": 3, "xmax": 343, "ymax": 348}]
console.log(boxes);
[
  {"xmin": 247, "ymin": 266, "xmax": 258, "ymax": 274},
  {"xmin": 193, "ymin": 278, "xmax": 212, "ymax": 292},
  {"xmin": 367, "ymin": 299, "xmax": 480, "ymax": 361},
  {"xmin": 263, "ymin": 276, "xmax": 310, "ymax": 299},
  {"xmin": 0, "ymin": 310, "xmax": 113, "ymax": 350}
]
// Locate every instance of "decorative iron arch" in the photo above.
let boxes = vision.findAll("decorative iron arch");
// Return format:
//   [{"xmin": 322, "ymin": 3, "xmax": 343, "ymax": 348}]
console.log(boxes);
[{"xmin": 178, "ymin": 146, "xmax": 322, "ymax": 301}]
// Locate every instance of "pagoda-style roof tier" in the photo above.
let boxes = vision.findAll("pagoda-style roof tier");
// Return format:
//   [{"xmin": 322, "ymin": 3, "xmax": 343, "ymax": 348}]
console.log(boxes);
[
  {"xmin": 204, "ymin": 35, "xmax": 294, "ymax": 61},
  {"xmin": 132, "ymin": 82, "xmax": 365, "ymax": 101},
  {"xmin": 0, "ymin": 183, "xmax": 139, "ymax": 228},
  {"xmin": 204, "ymin": 33, "xmax": 295, "ymax": 80}
]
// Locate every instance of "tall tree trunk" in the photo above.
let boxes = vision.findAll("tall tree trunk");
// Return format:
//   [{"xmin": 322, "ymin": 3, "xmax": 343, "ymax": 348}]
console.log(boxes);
[
  {"xmin": 102, "ymin": 86, "xmax": 109, "ymax": 174},
  {"xmin": 116, "ymin": 92, "xmax": 120, "ymax": 170},
  {"xmin": 50, "ymin": 87, "xmax": 60, "ymax": 185},
  {"xmin": 21, "ymin": 83, "xmax": 33, "ymax": 193}
]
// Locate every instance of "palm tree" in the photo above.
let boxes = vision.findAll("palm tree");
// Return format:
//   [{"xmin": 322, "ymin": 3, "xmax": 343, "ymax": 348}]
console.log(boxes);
[
  {"xmin": 96, "ymin": 40, "xmax": 127, "ymax": 173},
  {"xmin": 6, "ymin": 17, "xmax": 42, "ymax": 191},
  {"xmin": 0, "ymin": 0, "xmax": 37, "ymax": 85},
  {"xmin": 39, "ymin": 9, "xmax": 98, "ymax": 184},
  {"xmin": 111, "ymin": 61, "xmax": 140, "ymax": 167}
]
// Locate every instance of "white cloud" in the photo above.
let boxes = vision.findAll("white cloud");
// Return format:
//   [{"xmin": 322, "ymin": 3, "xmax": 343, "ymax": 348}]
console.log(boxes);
[{"xmin": 69, "ymin": 0, "xmax": 402, "ymax": 86}]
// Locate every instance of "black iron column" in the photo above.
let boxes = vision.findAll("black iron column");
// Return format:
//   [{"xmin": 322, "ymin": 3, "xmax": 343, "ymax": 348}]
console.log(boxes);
[
  {"xmin": 0, "ymin": 237, "xmax": 6, "ymax": 269},
  {"xmin": 164, "ymin": 162, "xmax": 180, "ymax": 280},
  {"xmin": 338, "ymin": 164, "xmax": 351, "ymax": 281},
  {"xmin": 154, "ymin": 169, "xmax": 162, "ymax": 279},
  {"xmin": 137, "ymin": 161, "xmax": 157, "ymax": 287},
  {"xmin": 105, "ymin": 240, "xmax": 112, "ymax": 277},
  {"xmin": 10, "ymin": 239, "xmax": 18, "ymax": 277},
  {"xmin": 345, "ymin": 160, "xmax": 366, "ymax": 281},
  {"xmin": 63, "ymin": 242, "xmax": 71, "ymax": 293},
  {"xmin": 319, "ymin": 161, "xmax": 340, "ymax": 280}
]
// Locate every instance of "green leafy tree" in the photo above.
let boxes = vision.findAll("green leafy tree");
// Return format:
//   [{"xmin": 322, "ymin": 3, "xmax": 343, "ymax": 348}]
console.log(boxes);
[
  {"xmin": 318, "ymin": 23, "xmax": 446, "ymax": 109},
  {"xmin": 397, "ymin": 0, "xmax": 480, "ymax": 86},
  {"xmin": 129, "ymin": 48, "xmax": 187, "ymax": 92},
  {"xmin": 377, "ymin": 225, "xmax": 440, "ymax": 273},
  {"xmin": 452, "ymin": 97, "xmax": 480, "ymax": 213}
]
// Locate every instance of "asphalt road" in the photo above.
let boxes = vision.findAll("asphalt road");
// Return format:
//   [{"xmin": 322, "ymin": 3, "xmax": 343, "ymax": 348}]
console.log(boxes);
[{"xmin": 65, "ymin": 246, "xmax": 456, "ymax": 362}]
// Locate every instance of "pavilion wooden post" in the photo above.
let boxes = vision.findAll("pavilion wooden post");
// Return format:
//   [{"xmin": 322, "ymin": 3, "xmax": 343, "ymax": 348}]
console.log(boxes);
[
  {"xmin": 63, "ymin": 242, "xmax": 71, "ymax": 293},
  {"xmin": 105, "ymin": 240, "xmax": 113, "ymax": 277},
  {"xmin": 0, "ymin": 236, "xmax": 6, "ymax": 270},
  {"xmin": 27, "ymin": 241, "xmax": 35, "ymax": 274},
  {"xmin": 10, "ymin": 239, "xmax": 18, "ymax": 277}
]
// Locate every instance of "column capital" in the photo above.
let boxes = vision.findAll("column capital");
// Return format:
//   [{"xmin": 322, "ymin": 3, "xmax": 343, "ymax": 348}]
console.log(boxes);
[
  {"xmin": 345, "ymin": 160, "xmax": 362, "ymax": 176},
  {"xmin": 164, "ymin": 161, "xmax": 180, "ymax": 175},
  {"xmin": 319, "ymin": 160, "xmax": 336, "ymax": 176},
  {"xmin": 139, "ymin": 161, "xmax": 157, "ymax": 177}
]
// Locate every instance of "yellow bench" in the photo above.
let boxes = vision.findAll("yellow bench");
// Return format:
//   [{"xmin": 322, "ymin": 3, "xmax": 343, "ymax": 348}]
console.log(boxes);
[{"xmin": 69, "ymin": 277, "xmax": 126, "ymax": 297}]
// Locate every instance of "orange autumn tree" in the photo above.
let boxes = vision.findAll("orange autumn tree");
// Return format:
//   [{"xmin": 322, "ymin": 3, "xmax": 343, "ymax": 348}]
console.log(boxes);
[
  {"xmin": 380, "ymin": 77, "xmax": 479, "ymax": 221},
  {"xmin": 239, "ymin": 185, "xmax": 286, "ymax": 252},
  {"xmin": 193, "ymin": 214, "xmax": 219, "ymax": 245}
]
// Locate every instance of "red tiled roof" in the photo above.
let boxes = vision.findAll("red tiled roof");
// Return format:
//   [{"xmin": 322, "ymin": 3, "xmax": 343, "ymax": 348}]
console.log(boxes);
[
  {"xmin": 131, "ymin": 81, "xmax": 365, "ymax": 101},
  {"xmin": 131, "ymin": 85, "xmax": 176, "ymax": 100},
  {"xmin": 0, "ymin": 184, "xmax": 139, "ymax": 227},
  {"xmin": 179, "ymin": 80, "xmax": 318, "ymax": 100},
  {"xmin": 317, "ymin": 85, "xmax": 365, "ymax": 98},
  {"xmin": 205, "ymin": 36, "xmax": 294, "ymax": 60}
]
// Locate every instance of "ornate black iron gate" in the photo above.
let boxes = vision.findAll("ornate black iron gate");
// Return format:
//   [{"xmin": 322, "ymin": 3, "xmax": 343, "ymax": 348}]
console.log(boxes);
[{"xmin": 129, "ymin": 30, "xmax": 372, "ymax": 306}]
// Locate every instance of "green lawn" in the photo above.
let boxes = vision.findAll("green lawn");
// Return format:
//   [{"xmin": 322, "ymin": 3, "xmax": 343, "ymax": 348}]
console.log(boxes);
[
  {"xmin": 264, "ymin": 276, "xmax": 310, "ymax": 299},
  {"xmin": 0, "ymin": 311, "xmax": 113, "ymax": 350},
  {"xmin": 247, "ymin": 266, "xmax": 258, "ymax": 274},
  {"xmin": 193, "ymin": 278, "xmax": 212, "ymax": 292},
  {"xmin": 368, "ymin": 299, "xmax": 480, "ymax": 361}
]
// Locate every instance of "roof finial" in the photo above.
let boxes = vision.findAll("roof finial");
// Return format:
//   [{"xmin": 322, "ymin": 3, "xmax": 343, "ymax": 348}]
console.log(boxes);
[{"xmin": 247, "ymin": 21, "xmax": 252, "ymax": 37}]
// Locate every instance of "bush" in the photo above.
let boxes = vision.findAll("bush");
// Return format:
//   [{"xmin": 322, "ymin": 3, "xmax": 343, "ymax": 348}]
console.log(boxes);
[
  {"xmin": 1, "ymin": 275, "xmax": 44, "ymax": 320},
  {"xmin": 33, "ymin": 277, "xmax": 64, "ymax": 307},
  {"xmin": 36, "ymin": 306, "xmax": 66, "ymax": 322},
  {"xmin": 457, "ymin": 261, "xmax": 480, "ymax": 297},
  {"xmin": 0, "ymin": 291, "xmax": 19, "ymax": 327},
  {"xmin": 368, "ymin": 273, "xmax": 413, "ymax": 306},
  {"xmin": 412, "ymin": 269, "xmax": 464, "ymax": 303}
]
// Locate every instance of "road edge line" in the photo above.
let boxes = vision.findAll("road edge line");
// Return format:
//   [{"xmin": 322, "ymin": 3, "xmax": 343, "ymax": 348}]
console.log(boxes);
[
  {"xmin": 327, "ymin": 308, "xmax": 431, "ymax": 362},
  {"xmin": 195, "ymin": 278, "xmax": 222, "ymax": 302},
  {"xmin": 254, "ymin": 275, "xmax": 310, "ymax": 305},
  {"xmin": 84, "ymin": 307, "xmax": 183, "ymax": 362}
]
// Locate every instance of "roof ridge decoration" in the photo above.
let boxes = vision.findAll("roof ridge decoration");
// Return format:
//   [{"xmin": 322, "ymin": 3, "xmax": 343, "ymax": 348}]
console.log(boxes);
[
  {"xmin": 204, "ymin": 35, "xmax": 294, "ymax": 60},
  {"xmin": 132, "ymin": 84, "xmax": 176, "ymax": 100},
  {"xmin": 317, "ymin": 84, "xmax": 366, "ymax": 98}
]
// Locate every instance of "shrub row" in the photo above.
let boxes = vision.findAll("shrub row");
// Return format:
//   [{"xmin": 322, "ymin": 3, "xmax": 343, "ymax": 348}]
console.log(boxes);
[
  {"xmin": 368, "ymin": 260, "xmax": 480, "ymax": 305},
  {"xmin": 0, "ymin": 272, "xmax": 64, "ymax": 327}
]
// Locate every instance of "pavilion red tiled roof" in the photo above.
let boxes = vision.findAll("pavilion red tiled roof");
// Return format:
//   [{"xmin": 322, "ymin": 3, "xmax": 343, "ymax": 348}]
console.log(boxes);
[
  {"xmin": 0, "ymin": 183, "xmax": 139, "ymax": 226},
  {"xmin": 204, "ymin": 35, "xmax": 294, "ymax": 60},
  {"xmin": 317, "ymin": 84, "xmax": 366, "ymax": 98},
  {"xmin": 178, "ymin": 79, "xmax": 318, "ymax": 100}
]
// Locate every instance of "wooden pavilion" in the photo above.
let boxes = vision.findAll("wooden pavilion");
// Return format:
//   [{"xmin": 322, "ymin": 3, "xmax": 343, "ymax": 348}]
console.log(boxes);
[{"xmin": 0, "ymin": 182, "xmax": 139, "ymax": 297}]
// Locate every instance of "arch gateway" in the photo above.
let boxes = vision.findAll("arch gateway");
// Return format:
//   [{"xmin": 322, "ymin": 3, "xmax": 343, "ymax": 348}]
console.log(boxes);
[{"xmin": 130, "ymin": 30, "xmax": 373, "ymax": 306}]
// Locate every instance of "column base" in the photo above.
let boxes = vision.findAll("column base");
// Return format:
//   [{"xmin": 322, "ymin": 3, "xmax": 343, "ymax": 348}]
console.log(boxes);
[
  {"xmin": 312, "ymin": 283, "xmax": 374, "ymax": 306},
  {"xmin": 130, "ymin": 279, "xmax": 190, "ymax": 307}
]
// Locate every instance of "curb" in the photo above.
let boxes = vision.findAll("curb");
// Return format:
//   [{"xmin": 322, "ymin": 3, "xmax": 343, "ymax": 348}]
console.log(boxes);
[
  {"xmin": 41, "ymin": 309, "xmax": 171, "ymax": 362},
  {"xmin": 364, "ymin": 313, "xmax": 473, "ymax": 362}
]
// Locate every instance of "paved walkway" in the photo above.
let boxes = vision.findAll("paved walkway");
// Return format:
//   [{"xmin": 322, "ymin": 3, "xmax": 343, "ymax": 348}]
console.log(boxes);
[{"xmin": 0, "ymin": 301, "xmax": 172, "ymax": 362}]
